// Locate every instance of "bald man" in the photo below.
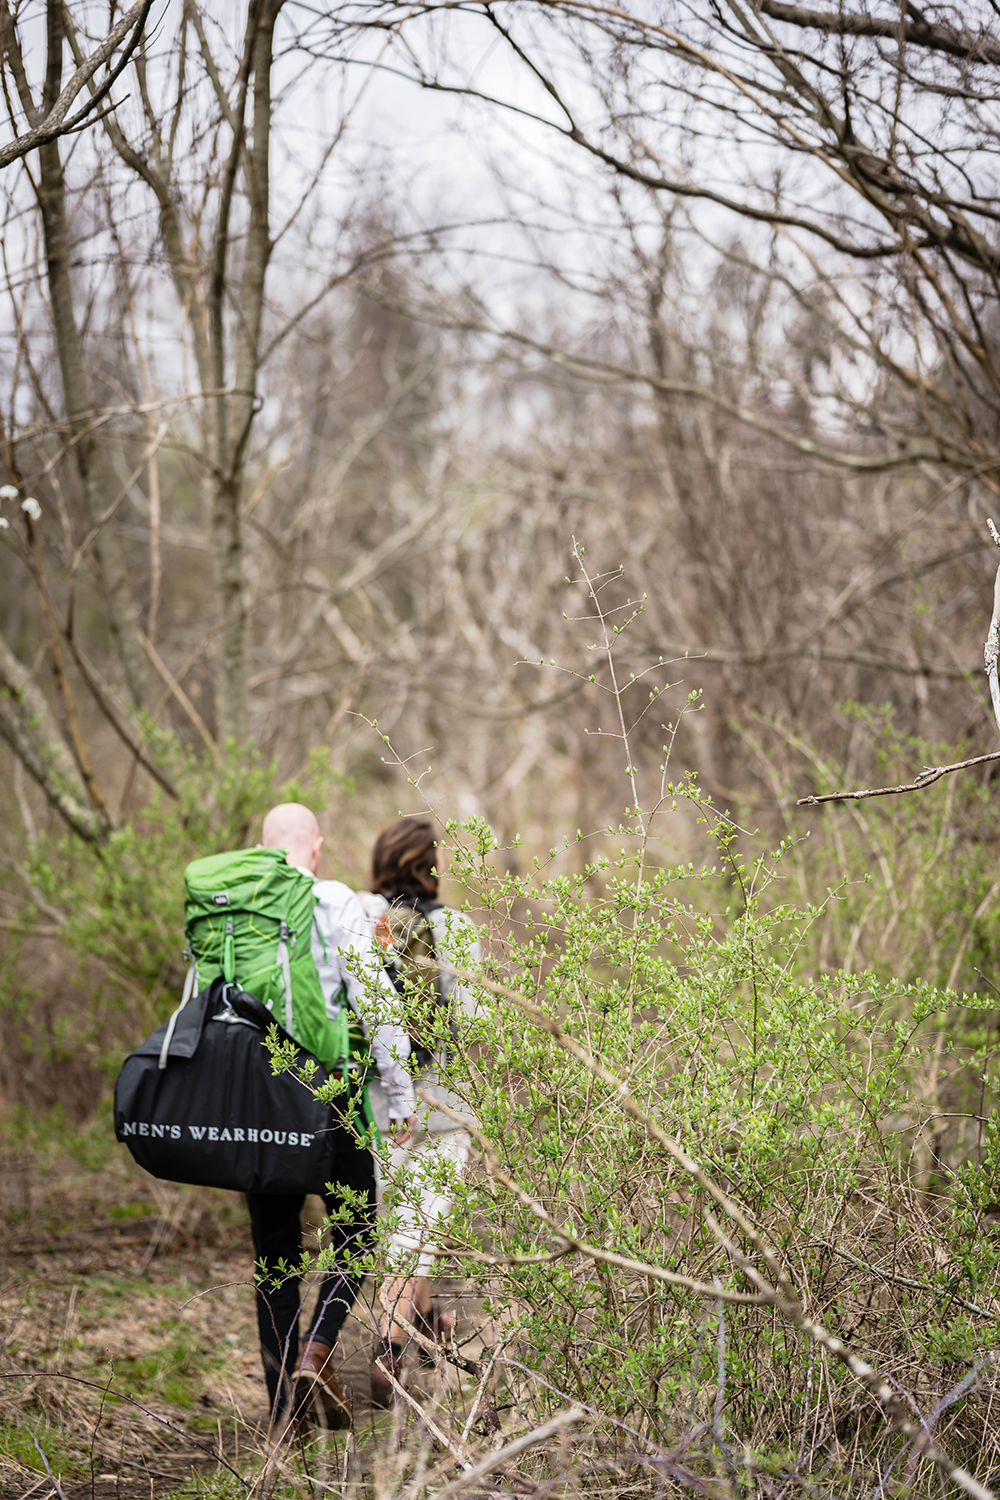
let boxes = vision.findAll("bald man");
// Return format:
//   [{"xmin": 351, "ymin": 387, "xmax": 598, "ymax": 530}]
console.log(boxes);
[{"xmin": 248, "ymin": 803, "xmax": 416, "ymax": 1438}]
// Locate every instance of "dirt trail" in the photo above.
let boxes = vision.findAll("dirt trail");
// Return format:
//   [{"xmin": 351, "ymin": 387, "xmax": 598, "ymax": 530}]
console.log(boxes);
[{"xmin": 0, "ymin": 1151, "xmax": 486, "ymax": 1498}]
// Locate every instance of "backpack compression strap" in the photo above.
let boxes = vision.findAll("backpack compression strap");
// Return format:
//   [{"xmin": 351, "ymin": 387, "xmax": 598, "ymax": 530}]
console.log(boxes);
[
  {"xmin": 220, "ymin": 907, "xmax": 293, "ymax": 1034},
  {"xmin": 276, "ymin": 921, "xmax": 294, "ymax": 1033},
  {"xmin": 223, "ymin": 917, "xmax": 235, "ymax": 983}
]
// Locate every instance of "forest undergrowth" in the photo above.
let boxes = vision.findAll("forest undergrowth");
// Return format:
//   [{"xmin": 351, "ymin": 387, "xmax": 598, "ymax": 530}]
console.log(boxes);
[
  {"xmin": 3, "ymin": 564, "xmax": 1000, "ymax": 1499},
  {"xmin": 5, "ymin": 774, "xmax": 1000, "ymax": 1500}
]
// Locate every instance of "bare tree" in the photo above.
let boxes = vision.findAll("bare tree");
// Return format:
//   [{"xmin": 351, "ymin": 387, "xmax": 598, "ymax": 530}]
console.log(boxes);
[
  {"xmin": 285, "ymin": 1, "xmax": 1000, "ymax": 796},
  {"xmin": 0, "ymin": 2, "xmax": 465, "ymax": 841},
  {"xmin": 7, "ymin": 0, "xmax": 1000, "ymax": 856}
]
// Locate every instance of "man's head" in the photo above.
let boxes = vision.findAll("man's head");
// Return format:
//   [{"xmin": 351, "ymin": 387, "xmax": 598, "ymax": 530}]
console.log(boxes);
[{"xmin": 261, "ymin": 803, "xmax": 323, "ymax": 873}]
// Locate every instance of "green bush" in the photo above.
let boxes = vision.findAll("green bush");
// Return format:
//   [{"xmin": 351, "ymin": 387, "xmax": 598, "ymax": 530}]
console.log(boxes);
[{"xmin": 394, "ymin": 792, "xmax": 1000, "ymax": 1492}]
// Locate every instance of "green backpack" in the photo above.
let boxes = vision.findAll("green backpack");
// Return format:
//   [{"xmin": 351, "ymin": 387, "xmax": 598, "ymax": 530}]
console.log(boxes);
[{"xmin": 182, "ymin": 847, "xmax": 366, "ymax": 1080}]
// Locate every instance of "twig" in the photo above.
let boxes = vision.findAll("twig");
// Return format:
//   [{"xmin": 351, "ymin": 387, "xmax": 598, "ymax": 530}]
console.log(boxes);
[
  {"xmin": 815, "ymin": 1240, "xmax": 997, "ymax": 1321},
  {"xmin": 12, "ymin": 1478, "xmax": 51, "ymax": 1500},
  {"xmin": 711, "ymin": 1280, "xmax": 741, "ymax": 1492},
  {"xmin": 986, "ymin": 518, "xmax": 1000, "ymax": 737},
  {"xmin": 795, "ymin": 748, "xmax": 1000, "ymax": 805},
  {"xmin": 0, "ymin": 918, "xmax": 61, "ymax": 936},
  {"xmin": 62, "ymin": 637, "xmax": 179, "ymax": 799},
  {"xmin": 423, "ymin": 1091, "xmax": 766, "ymax": 1308},
  {"xmin": 0, "ymin": 0, "xmax": 153, "ymax": 170},
  {"xmin": 799, "ymin": 522, "xmax": 1000, "ymax": 805},
  {"xmin": 31, "ymin": 1437, "xmax": 67, "ymax": 1500},
  {"xmin": 89, "ymin": 1363, "xmax": 113, "ymax": 1500},
  {"xmin": 432, "ymin": 1408, "xmax": 586, "ymax": 1500},
  {"xmin": 927, "ymin": 1352, "xmax": 1000, "ymax": 1432},
  {"xmin": 460, "ymin": 1340, "xmax": 505, "ymax": 1447},
  {"xmin": 383, "ymin": 1294, "xmax": 483, "ymax": 1378},
  {"xmin": 0, "ymin": 1372, "xmax": 248, "ymax": 1488},
  {"xmin": 704, "ymin": 1211, "xmax": 994, "ymax": 1500},
  {"xmin": 371, "ymin": 1351, "xmax": 470, "ymax": 1463},
  {"xmin": 498, "ymin": 1351, "xmax": 717, "ymax": 1480},
  {"xmin": 23, "ymin": 511, "xmax": 110, "ymax": 829},
  {"xmin": 139, "ymin": 632, "xmax": 220, "ymax": 763}
]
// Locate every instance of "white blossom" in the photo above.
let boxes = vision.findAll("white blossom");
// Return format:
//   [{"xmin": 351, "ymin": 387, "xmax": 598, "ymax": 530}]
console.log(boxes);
[
  {"xmin": 0, "ymin": 517, "xmax": 9, "ymax": 530},
  {"xmin": 0, "ymin": 485, "xmax": 17, "ymax": 502},
  {"xmin": 21, "ymin": 497, "xmax": 41, "ymax": 520}
]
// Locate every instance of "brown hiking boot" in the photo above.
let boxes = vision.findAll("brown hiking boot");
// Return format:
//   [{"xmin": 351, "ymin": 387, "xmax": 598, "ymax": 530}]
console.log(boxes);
[{"xmin": 293, "ymin": 1340, "xmax": 352, "ymax": 1429}]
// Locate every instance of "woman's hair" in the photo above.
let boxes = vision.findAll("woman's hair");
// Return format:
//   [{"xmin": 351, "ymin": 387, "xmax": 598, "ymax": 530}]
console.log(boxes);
[{"xmin": 369, "ymin": 816, "xmax": 439, "ymax": 902}]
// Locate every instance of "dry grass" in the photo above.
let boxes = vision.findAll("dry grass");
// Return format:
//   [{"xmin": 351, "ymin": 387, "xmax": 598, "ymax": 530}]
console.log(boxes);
[
  {"xmin": 0, "ymin": 1132, "xmax": 259, "ymax": 1496},
  {"xmin": 0, "ymin": 1123, "xmax": 535, "ymax": 1500}
]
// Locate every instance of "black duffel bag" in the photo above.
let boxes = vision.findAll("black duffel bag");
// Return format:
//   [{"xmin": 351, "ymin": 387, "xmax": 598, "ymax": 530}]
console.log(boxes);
[{"xmin": 114, "ymin": 976, "xmax": 338, "ymax": 1194}]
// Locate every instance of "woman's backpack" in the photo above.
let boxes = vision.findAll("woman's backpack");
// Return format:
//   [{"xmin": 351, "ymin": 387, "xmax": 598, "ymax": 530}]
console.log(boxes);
[{"xmin": 376, "ymin": 899, "xmax": 456, "ymax": 1067}]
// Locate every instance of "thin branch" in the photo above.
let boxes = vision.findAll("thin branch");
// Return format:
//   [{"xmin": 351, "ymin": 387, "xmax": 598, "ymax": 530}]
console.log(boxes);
[
  {"xmin": 795, "ymin": 749, "xmax": 1000, "ymax": 806},
  {"xmin": 800, "ymin": 521, "xmax": 1000, "ymax": 804},
  {"xmin": 138, "ymin": 633, "xmax": 220, "ymax": 763},
  {"xmin": 428, "ymin": 1095, "xmax": 769, "ymax": 1307},
  {"xmin": 0, "ymin": 1371, "xmax": 248, "ymax": 1488},
  {"xmin": 30, "ymin": 1437, "xmax": 67, "ymax": 1500},
  {"xmin": 23, "ymin": 509, "xmax": 111, "ymax": 829},
  {"xmin": 816, "ymin": 1240, "xmax": 997, "ymax": 1322},
  {"xmin": 363, "ymin": 284, "xmax": 937, "ymax": 473},
  {"xmin": 0, "ymin": 0, "xmax": 153, "ymax": 169},
  {"xmin": 756, "ymin": 1, "xmax": 1000, "ymax": 64},
  {"xmin": 370, "ymin": 1349, "xmax": 469, "ymax": 1461},
  {"xmin": 433, "ymin": 1408, "xmax": 586, "ymax": 1500},
  {"xmin": 62, "ymin": 638, "xmax": 180, "ymax": 801},
  {"xmin": 0, "ymin": 637, "xmax": 106, "ymax": 844}
]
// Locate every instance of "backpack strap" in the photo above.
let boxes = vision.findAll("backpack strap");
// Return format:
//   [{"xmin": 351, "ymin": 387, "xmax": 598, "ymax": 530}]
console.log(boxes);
[
  {"xmin": 397, "ymin": 899, "xmax": 440, "ymax": 950},
  {"xmin": 158, "ymin": 958, "xmax": 199, "ymax": 1070},
  {"xmin": 382, "ymin": 901, "xmax": 432, "ymax": 996},
  {"xmin": 404, "ymin": 900, "xmax": 448, "ymax": 1006},
  {"xmin": 277, "ymin": 920, "xmax": 294, "ymax": 1033},
  {"xmin": 388, "ymin": 899, "xmax": 455, "ymax": 1067}
]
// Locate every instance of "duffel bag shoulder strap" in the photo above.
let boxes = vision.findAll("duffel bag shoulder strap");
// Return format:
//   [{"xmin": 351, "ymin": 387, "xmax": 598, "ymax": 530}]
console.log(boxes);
[{"xmin": 158, "ymin": 958, "xmax": 199, "ymax": 1070}]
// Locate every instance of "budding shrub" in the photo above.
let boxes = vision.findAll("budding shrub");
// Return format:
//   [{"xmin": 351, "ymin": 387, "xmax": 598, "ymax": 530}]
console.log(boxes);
[{"xmin": 418, "ymin": 793, "xmax": 1000, "ymax": 1489}]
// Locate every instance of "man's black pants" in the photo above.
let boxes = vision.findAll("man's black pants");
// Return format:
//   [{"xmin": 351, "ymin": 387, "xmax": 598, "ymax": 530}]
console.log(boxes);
[{"xmin": 246, "ymin": 1128, "xmax": 376, "ymax": 1420}]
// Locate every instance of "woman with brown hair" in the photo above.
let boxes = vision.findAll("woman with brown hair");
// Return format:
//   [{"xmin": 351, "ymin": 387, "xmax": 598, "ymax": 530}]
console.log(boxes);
[{"xmin": 357, "ymin": 816, "xmax": 480, "ymax": 1408}]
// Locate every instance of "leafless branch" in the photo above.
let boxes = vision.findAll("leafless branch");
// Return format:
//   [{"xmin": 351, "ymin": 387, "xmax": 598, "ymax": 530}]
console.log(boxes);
[
  {"xmin": 795, "ymin": 750, "xmax": 1000, "ymax": 807},
  {"xmin": 0, "ymin": 0, "xmax": 153, "ymax": 169}
]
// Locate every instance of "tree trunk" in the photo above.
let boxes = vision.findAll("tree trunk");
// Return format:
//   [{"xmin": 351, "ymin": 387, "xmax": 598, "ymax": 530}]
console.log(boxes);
[
  {"xmin": 209, "ymin": 0, "xmax": 282, "ymax": 745},
  {"xmin": 0, "ymin": 635, "xmax": 107, "ymax": 843},
  {"xmin": 35, "ymin": 0, "xmax": 151, "ymax": 709}
]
